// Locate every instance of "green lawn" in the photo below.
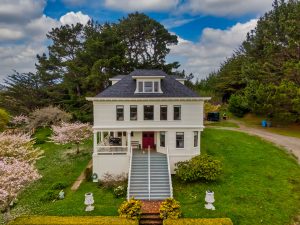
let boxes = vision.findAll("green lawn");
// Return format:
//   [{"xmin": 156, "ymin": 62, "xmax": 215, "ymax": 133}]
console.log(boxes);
[
  {"xmin": 4, "ymin": 128, "xmax": 124, "ymax": 224},
  {"xmin": 205, "ymin": 120, "xmax": 239, "ymax": 128},
  {"xmin": 173, "ymin": 128, "xmax": 300, "ymax": 225},
  {"xmin": 3, "ymin": 128, "xmax": 300, "ymax": 225}
]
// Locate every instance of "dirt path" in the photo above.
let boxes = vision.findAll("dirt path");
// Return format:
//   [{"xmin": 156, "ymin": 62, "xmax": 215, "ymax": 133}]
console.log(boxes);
[{"xmin": 211, "ymin": 121, "xmax": 300, "ymax": 163}]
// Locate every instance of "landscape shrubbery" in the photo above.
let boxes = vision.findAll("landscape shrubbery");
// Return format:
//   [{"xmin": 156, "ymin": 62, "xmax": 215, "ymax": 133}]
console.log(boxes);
[
  {"xmin": 99, "ymin": 173, "xmax": 128, "ymax": 198},
  {"xmin": 175, "ymin": 154, "xmax": 222, "ymax": 182},
  {"xmin": 159, "ymin": 198, "xmax": 182, "ymax": 220},
  {"xmin": 118, "ymin": 198, "xmax": 142, "ymax": 220},
  {"xmin": 0, "ymin": 108, "xmax": 9, "ymax": 131}
]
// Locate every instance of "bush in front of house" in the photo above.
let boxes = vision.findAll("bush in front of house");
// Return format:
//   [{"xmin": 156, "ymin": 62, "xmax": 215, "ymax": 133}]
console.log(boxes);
[
  {"xmin": 51, "ymin": 182, "xmax": 68, "ymax": 190},
  {"xmin": 39, "ymin": 190, "xmax": 59, "ymax": 202},
  {"xmin": 159, "ymin": 198, "xmax": 182, "ymax": 220},
  {"xmin": 0, "ymin": 108, "xmax": 9, "ymax": 131},
  {"xmin": 118, "ymin": 198, "xmax": 142, "ymax": 220},
  {"xmin": 163, "ymin": 218, "xmax": 233, "ymax": 225},
  {"xmin": 113, "ymin": 185, "xmax": 127, "ymax": 198},
  {"xmin": 175, "ymin": 154, "xmax": 222, "ymax": 182},
  {"xmin": 99, "ymin": 173, "xmax": 128, "ymax": 190}
]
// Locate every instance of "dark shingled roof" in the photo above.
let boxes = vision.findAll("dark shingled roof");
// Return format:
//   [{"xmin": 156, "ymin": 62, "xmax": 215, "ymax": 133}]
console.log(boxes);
[
  {"xmin": 110, "ymin": 75, "xmax": 127, "ymax": 79},
  {"xmin": 96, "ymin": 70, "xmax": 199, "ymax": 98}
]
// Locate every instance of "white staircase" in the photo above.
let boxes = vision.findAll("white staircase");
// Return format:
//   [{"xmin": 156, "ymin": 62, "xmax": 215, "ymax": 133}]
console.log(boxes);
[{"xmin": 128, "ymin": 150, "xmax": 172, "ymax": 200}]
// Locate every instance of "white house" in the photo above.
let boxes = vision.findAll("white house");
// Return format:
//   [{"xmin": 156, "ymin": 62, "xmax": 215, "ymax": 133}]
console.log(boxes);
[{"xmin": 87, "ymin": 69, "xmax": 209, "ymax": 200}]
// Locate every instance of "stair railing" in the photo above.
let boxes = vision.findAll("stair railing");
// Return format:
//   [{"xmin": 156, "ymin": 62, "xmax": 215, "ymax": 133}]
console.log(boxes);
[
  {"xmin": 127, "ymin": 146, "xmax": 133, "ymax": 200},
  {"xmin": 166, "ymin": 147, "xmax": 173, "ymax": 198},
  {"xmin": 148, "ymin": 145, "xmax": 151, "ymax": 200}
]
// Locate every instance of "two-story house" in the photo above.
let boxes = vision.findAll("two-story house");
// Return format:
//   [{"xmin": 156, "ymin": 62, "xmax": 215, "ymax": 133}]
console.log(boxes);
[{"xmin": 87, "ymin": 69, "xmax": 209, "ymax": 200}]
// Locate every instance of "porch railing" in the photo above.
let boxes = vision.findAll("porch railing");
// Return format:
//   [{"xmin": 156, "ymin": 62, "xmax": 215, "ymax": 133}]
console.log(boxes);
[
  {"xmin": 148, "ymin": 145, "xmax": 151, "ymax": 200},
  {"xmin": 166, "ymin": 147, "xmax": 173, "ymax": 198},
  {"xmin": 127, "ymin": 146, "xmax": 133, "ymax": 200},
  {"xmin": 95, "ymin": 146, "xmax": 127, "ymax": 155}
]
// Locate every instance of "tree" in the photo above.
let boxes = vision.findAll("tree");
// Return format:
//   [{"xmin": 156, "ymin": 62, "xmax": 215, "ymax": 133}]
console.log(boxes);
[
  {"xmin": 116, "ymin": 12, "xmax": 179, "ymax": 72},
  {"xmin": 0, "ymin": 132, "xmax": 42, "ymax": 215},
  {"xmin": 28, "ymin": 106, "xmax": 72, "ymax": 129},
  {"xmin": 50, "ymin": 122, "xmax": 92, "ymax": 154},
  {"xmin": 0, "ymin": 108, "xmax": 9, "ymax": 131}
]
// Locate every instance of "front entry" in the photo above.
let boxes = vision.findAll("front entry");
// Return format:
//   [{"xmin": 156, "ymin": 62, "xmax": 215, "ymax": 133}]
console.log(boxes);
[{"xmin": 142, "ymin": 132, "xmax": 155, "ymax": 149}]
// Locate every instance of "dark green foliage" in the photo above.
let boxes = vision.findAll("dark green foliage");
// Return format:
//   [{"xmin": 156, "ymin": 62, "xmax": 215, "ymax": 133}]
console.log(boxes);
[
  {"xmin": 175, "ymin": 154, "xmax": 222, "ymax": 182},
  {"xmin": 40, "ymin": 190, "xmax": 59, "ymax": 202},
  {"xmin": 198, "ymin": 0, "xmax": 300, "ymax": 123},
  {"xmin": 51, "ymin": 182, "xmax": 68, "ymax": 190},
  {"xmin": 228, "ymin": 94, "xmax": 250, "ymax": 117}
]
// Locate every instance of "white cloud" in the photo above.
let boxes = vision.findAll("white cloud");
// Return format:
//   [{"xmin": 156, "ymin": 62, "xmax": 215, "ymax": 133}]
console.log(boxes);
[
  {"xmin": 179, "ymin": 0, "xmax": 273, "ymax": 17},
  {"xmin": 0, "ymin": 8, "xmax": 90, "ymax": 81},
  {"xmin": 60, "ymin": 11, "xmax": 91, "ymax": 25},
  {"xmin": 104, "ymin": 0, "xmax": 179, "ymax": 11},
  {"xmin": 161, "ymin": 18, "xmax": 195, "ymax": 29},
  {"xmin": 169, "ymin": 19, "xmax": 258, "ymax": 80},
  {"xmin": 0, "ymin": 0, "xmax": 46, "ymax": 23}
]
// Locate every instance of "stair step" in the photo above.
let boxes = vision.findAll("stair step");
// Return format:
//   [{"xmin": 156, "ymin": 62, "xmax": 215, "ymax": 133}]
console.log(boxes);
[{"xmin": 139, "ymin": 220, "xmax": 162, "ymax": 225}]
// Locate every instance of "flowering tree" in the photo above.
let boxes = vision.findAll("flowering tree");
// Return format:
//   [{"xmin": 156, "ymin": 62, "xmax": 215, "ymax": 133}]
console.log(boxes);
[
  {"xmin": 50, "ymin": 122, "xmax": 92, "ymax": 154},
  {"xmin": 10, "ymin": 115, "xmax": 29, "ymax": 127},
  {"xmin": 0, "ymin": 158, "xmax": 41, "ymax": 211},
  {"xmin": 0, "ymin": 133, "xmax": 42, "ymax": 163},
  {"xmin": 0, "ymin": 132, "xmax": 42, "ymax": 214}
]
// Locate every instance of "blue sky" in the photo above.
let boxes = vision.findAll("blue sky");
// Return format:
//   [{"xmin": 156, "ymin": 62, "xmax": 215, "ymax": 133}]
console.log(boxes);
[{"xmin": 0, "ymin": 0, "xmax": 274, "ymax": 81}]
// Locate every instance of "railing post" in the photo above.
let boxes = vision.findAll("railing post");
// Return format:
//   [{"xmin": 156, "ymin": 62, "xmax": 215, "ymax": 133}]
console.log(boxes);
[
  {"xmin": 127, "ymin": 131, "xmax": 131, "ymax": 155},
  {"xmin": 93, "ymin": 130, "xmax": 97, "ymax": 154},
  {"xmin": 148, "ymin": 145, "xmax": 151, "ymax": 200},
  {"xmin": 166, "ymin": 147, "xmax": 173, "ymax": 198},
  {"xmin": 127, "ymin": 146, "xmax": 133, "ymax": 200}
]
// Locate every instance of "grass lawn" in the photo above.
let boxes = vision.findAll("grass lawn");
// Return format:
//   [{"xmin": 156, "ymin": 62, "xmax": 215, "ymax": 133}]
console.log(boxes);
[
  {"xmin": 205, "ymin": 120, "xmax": 239, "ymax": 128},
  {"xmin": 235, "ymin": 114, "xmax": 300, "ymax": 139},
  {"xmin": 173, "ymin": 128, "xmax": 300, "ymax": 225},
  {"xmin": 1, "ymin": 128, "xmax": 124, "ymax": 224}
]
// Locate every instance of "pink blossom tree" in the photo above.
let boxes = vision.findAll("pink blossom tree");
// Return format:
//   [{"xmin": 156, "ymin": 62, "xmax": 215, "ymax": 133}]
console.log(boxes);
[
  {"xmin": 0, "ymin": 132, "xmax": 42, "ymax": 218},
  {"xmin": 10, "ymin": 115, "xmax": 29, "ymax": 127},
  {"xmin": 50, "ymin": 122, "xmax": 92, "ymax": 154}
]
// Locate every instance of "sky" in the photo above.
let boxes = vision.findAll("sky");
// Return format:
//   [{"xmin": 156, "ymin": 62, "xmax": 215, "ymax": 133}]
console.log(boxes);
[{"xmin": 0, "ymin": 0, "xmax": 274, "ymax": 82}]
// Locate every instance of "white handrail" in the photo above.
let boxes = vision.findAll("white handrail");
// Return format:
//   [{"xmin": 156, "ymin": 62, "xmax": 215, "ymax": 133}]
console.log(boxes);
[
  {"xmin": 148, "ymin": 145, "xmax": 151, "ymax": 200},
  {"xmin": 166, "ymin": 147, "xmax": 173, "ymax": 198},
  {"xmin": 127, "ymin": 146, "xmax": 133, "ymax": 200}
]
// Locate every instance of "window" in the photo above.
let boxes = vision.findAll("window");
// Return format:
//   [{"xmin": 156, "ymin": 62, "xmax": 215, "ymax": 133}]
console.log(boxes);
[
  {"xmin": 194, "ymin": 131, "xmax": 198, "ymax": 147},
  {"xmin": 138, "ymin": 81, "xmax": 143, "ymax": 92},
  {"xmin": 160, "ymin": 105, "xmax": 167, "ymax": 120},
  {"xmin": 144, "ymin": 82, "xmax": 153, "ymax": 92},
  {"xmin": 154, "ymin": 81, "xmax": 159, "ymax": 92},
  {"xmin": 116, "ymin": 105, "xmax": 124, "ymax": 121},
  {"xmin": 117, "ymin": 132, "xmax": 122, "ymax": 137},
  {"xmin": 130, "ymin": 105, "xmax": 137, "ymax": 120},
  {"xmin": 174, "ymin": 105, "xmax": 181, "ymax": 120},
  {"xmin": 160, "ymin": 132, "xmax": 165, "ymax": 147},
  {"xmin": 176, "ymin": 132, "xmax": 184, "ymax": 148},
  {"xmin": 144, "ymin": 105, "xmax": 154, "ymax": 120}
]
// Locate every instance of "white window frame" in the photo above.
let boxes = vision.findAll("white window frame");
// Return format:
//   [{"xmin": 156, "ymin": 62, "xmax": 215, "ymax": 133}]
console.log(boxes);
[
  {"xmin": 176, "ymin": 132, "xmax": 184, "ymax": 149},
  {"xmin": 135, "ymin": 80, "xmax": 162, "ymax": 93},
  {"xmin": 194, "ymin": 131, "xmax": 198, "ymax": 147}
]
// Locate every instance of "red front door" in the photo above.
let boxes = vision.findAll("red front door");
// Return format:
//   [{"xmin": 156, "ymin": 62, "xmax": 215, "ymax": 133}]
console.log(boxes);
[{"xmin": 142, "ymin": 132, "xmax": 155, "ymax": 149}]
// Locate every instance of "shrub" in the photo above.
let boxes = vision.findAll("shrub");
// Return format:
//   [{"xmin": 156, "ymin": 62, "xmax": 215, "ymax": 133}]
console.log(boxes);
[
  {"xmin": 28, "ymin": 106, "xmax": 71, "ymax": 129},
  {"xmin": 228, "ymin": 94, "xmax": 249, "ymax": 117},
  {"xmin": 40, "ymin": 190, "xmax": 59, "ymax": 202},
  {"xmin": 51, "ymin": 182, "xmax": 68, "ymax": 190},
  {"xmin": 175, "ymin": 154, "xmax": 222, "ymax": 182},
  {"xmin": 10, "ymin": 216, "xmax": 138, "ymax": 225},
  {"xmin": 159, "ymin": 198, "xmax": 182, "ymax": 220},
  {"xmin": 99, "ymin": 173, "xmax": 128, "ymax": 189},
  {"xmin": 10, "ymin": 115, "xmax": 29, "ymax": 128},
  {"xmin": 113, "ymin": 185, "xmax": 127, "ymax": 198},
  {"xmin": 0, "ymin": 108, "xmax": 9, "ymax": 131},
  {"xmin": 118, "ymin": 198, "xmax": 142, "ymax": 220},
  {"xmin": 163, "ymin": 218, "xmax": 233, "ymax": 225}
]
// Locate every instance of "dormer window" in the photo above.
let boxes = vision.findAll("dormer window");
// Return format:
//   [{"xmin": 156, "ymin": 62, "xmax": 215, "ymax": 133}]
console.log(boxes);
[{"xmin": 135, "ymin": 80, "xmax": 163, "ymax": 93}]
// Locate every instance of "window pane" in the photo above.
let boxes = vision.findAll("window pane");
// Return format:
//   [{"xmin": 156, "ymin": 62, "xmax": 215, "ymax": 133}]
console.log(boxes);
[
  {"xmin": 138, "ymin": 81, "xmax": 143, "ymax": 92},
  {"xmin": 130, "ymin": 105, "xmax": 137, "ymax": 120},
  {"xmin": 144, "ymin": 81, "xmax": 153, "ymax": 92},
  {"xmin": 194, "ymin": 131, "xmax": 198, "ymax": 147},
  {"xmin": 160, "ymin": 132, "xmax": 165, "ymax": 147},
  {"xmin": 174, "ymin": 106, "xmax": 181, "ymax": 120},
  {"xmin": 176, "ymin": 132, "xmax": 184, "ymax": 148},
  {"xmin": 144, "ymin": 105, "xmax": 154, "ymax": 120},
  {"xmin": 160, "ymin": 105, "xmax": 167, "ymax": 120},
  {"xmin": 154, "ymin": 81, "xmax": 159, "ymax": 92},
  {"xmin": 116, "ymin": 105, "xmax": 124, "ymax": 121}
]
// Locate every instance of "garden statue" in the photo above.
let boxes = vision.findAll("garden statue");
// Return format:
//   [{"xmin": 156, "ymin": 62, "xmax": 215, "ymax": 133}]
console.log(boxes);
[
  {"xmin": 205, "ymin": 190, "xmax": 215, "ymax": 210},
  {"xmin": 84, "ymin": 192, "xmax": 94, "ymax": 211},
  {"xmin": 58, "ymin": 190, "xmax": 64, "ymax": 200}
]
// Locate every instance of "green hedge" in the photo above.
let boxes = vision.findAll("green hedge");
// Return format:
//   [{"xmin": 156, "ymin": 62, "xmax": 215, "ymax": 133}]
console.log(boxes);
[
  {"xmin": 164, "ymin": 218, "xmax": 233, "ymax": 225},
  {"xmin": 9, "ymin": 216, "xmax": 138, "ymax": 225}
]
